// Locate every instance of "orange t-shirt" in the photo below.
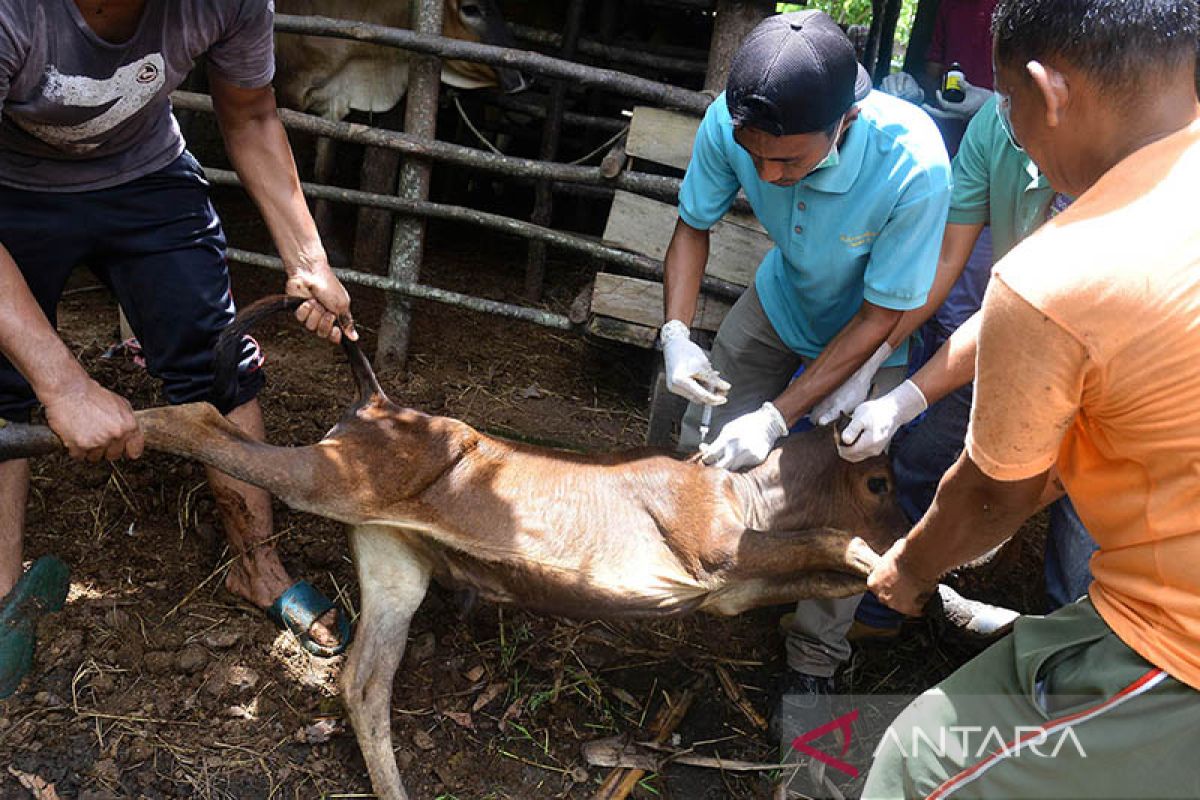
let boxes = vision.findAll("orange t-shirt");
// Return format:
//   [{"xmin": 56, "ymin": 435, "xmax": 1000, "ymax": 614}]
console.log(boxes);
[{"xmin": 966, "ymin": 117, "xmax": 1200, "ymax": 690}]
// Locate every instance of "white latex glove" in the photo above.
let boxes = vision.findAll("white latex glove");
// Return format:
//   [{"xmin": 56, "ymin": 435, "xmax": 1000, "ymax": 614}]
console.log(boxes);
[
  {"xmin": 660, "ymin": 320, "xmax": 730, "ymax": 406},
  {"xmin": 932, "ymin": 79, "xmax": 991, "ymax": 120},
  {"xmin": 838, "ymin": 380, "xmax": 928, "ymax": 463},
  {"xmin": 700, "ymin": 402, "xmax": 789, "ymax": 471},
  {"xmin": 880, "ymin": 72, "xmax": 923, "ymax": 105},
  {"xmin": 809, "ymin": 342, "xmax": 894, "ymax": 426}
]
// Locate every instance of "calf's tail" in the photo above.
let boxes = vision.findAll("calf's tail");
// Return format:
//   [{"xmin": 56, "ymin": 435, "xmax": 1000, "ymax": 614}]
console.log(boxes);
[{"xmin": 212, "ymin": 295, "xmax": 386, "ymax": 412}]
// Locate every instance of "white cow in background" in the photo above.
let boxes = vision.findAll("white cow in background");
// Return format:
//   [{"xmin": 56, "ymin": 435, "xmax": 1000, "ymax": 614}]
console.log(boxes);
[
  {"xmin": 273, "ymin": 0, "xmax": 528, "ymax": 265},
  {"xmin": 275, "ymin": 0, "xmax": 527, "ymax": 120}
]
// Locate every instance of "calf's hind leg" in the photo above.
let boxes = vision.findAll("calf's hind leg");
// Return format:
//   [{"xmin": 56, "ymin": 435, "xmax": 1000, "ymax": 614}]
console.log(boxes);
[{"xmin": 343, "ymin": 524, "xmax": 432, "ymax": 800}]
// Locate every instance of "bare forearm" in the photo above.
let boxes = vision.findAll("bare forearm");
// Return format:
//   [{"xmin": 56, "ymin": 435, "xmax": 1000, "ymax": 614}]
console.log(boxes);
[
  {"xmin": 773, "ymin": 304, "xmax": 900, "ymax": 425},
  {"xmin": 0, "ymin": 247, "xmax": 88, "ymax": 400},
  {"xmin": 897, "ymin": 454, "xmax": 1044, "ymax": 582},
  {"xmin": 663, "ymin": 218, "xmax": 710, "ymax": 325},
  {"xmin": 211, "ymin": 79, "xmax": 354, "ymax": 342},
  {"xmin": 214, "ymin": 92, "xmax": 323, "ymax": 271},
  {"xmin": 910, "ymin": 310, "xmax": 980, "ymax": 405}
]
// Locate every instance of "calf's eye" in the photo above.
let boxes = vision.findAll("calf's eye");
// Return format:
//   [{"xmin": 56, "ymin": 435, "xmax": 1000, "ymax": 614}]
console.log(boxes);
[{"xmin": 867, "ymin": 477, "xmax": 889, "ymax": 495}]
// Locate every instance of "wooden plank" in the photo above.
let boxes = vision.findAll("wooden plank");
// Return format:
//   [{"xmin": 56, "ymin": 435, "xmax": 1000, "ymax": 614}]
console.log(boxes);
[
  {"xmin": 624, "ymin": 107, "xmax": 765, "ymax": 236},
  {"xmin": 586, "ymin": 316, "xmax": 659, "ymax": 348},
  {"xmin": 626, "ymin": 106, "xmax": 700, "ymax": 171},
  {"xmin": 602, "ymin": 191, "xmax": 770, "ymax": 287},
  {"xmin": 590, "ymin": 273, "xmax": 730, "ymax": 333}
]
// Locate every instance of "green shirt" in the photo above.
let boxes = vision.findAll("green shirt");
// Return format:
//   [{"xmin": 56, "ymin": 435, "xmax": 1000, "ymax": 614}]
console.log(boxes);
[{"xmin": 948, "ymin": 95, "xmax": 1054, "ymax": 261}]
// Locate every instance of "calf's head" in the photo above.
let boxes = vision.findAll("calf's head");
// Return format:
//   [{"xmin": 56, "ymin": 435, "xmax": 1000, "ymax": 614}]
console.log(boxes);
[
  {"xmin": 749, "ymin": 424, "xmax": 908, "ymax": 554},
  {"xmin": 443, "ymin": 0, "xmax": 529, "ymax": 94}
]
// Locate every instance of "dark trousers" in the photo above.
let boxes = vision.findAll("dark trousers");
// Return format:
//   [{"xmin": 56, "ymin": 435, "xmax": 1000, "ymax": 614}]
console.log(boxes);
[{"xmin": 0, "ymin": 152, "xmax": 262, "ymax": 421}]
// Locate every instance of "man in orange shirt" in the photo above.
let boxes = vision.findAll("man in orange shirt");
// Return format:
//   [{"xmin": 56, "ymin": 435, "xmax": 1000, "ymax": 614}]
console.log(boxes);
[{"xmin": 863, "ymin": 0, "xmax": 1200, "ymax": 796}]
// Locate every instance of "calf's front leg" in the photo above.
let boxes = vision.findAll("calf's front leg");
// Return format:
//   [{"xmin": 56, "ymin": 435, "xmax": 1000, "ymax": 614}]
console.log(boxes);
[{"xmin": 343, "ymin": 524, "xmax": 432, "ymax": 800}]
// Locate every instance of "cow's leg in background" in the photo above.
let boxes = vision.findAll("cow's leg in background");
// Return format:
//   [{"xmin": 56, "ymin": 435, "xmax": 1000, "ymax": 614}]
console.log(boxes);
[
  {"xmin": 310, "ymin": 136, "xmax": 344, "ymax": 266},
  {"xmin": 343, "ymin": 524, "xmax": 432, "ymax": 800},
  {"xmin": 352, "ymin": 103, "xmax": 409, "ymax": 271}
]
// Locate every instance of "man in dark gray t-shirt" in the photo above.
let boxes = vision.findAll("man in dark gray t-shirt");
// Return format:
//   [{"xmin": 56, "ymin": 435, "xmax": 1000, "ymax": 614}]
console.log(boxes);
[
  {"xmin": 0, "ymin": 0, "xmax": 274, "ymax": 189},
  {"xmin": 0, "ymin": 0, "xmax": 358, "ymax": 697}
]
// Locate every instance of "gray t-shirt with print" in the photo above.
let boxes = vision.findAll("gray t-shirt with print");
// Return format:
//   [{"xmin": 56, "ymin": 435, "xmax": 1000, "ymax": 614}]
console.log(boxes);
[{"xmin": 0, "ymin": 0, "xmax": 275, "ymax": 192}]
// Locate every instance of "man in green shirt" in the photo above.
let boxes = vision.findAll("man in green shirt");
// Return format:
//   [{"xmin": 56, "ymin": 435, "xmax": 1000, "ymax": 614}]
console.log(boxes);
[
  {"xmin": 841, "ymin": 94, "xmax": 1096, "ymax": 634},
  {"xmin": 942, "ymin": 94, "xmax": 1056, "ymax": 257}
]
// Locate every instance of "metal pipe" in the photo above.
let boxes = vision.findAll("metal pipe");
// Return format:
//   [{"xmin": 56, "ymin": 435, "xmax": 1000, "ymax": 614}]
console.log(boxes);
[
  {"xmin": 203, "ymin": 167, "xmax": 744, "ymax": 302},
  {"xmin": 171, "ymin": 91, "xmax": 683, "ymax": 203},
  {"xmin": 509, "ymin": 24, "xmax": 707, "ymax": 76},
  {"xmin": 224, "ymin": 247, "xmax": 573, "ymax": 331},
  {"xmin": 272, "ymin": 14, "xmax": 711, "ymax": 114}
]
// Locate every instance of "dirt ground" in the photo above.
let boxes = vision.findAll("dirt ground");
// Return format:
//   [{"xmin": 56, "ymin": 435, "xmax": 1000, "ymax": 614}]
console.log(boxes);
[{"xmin": 0, "ymin": 216, "xmax": 1047, "ymax": 800}]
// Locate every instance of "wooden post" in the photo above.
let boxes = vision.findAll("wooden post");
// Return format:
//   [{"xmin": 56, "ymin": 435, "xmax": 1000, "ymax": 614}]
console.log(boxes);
[
  {"xmin": 703, "ymin": 0, "xmax": 775, "ymax": 92},
  {"xmin": 510, "ymin": 23, "xmax": 708, "ymax": 77},
  {"xmin": 524, "ymin": 0, "xmax": 586, "ymax": 301},
  {"xmin": 375, "ymin": 0, "xmax": 443, "ymax": 369},
  {"xmin": 902, "ymin": 0, "xmax": 942, "ymax": 77},
  {"xmin": 598, "ymin": 0, "xmax": 620, "ymax": 46},
  {"xmin": 862, "ymin": 0, "xmax": 887, "ymax": 78},
  {"xmin": 872, "ymin": 0, "xmax": 906, "ymax": 84}
]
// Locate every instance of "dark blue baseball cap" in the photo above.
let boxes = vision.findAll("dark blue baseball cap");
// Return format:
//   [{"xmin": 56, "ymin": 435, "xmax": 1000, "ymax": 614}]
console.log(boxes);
[{"xmin": 726, "ymin": 10, "xmax": 873, "ymax": 135}]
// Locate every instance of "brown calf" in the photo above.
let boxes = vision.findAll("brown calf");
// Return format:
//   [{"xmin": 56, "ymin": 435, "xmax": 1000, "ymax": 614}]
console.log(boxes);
[{"xmin": 0, "ymin": 298, "xmax": 998, "ymax": 800}]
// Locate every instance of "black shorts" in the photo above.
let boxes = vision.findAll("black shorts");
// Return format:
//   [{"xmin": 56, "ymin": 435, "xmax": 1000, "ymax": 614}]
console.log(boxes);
[{"xmin": 0, "ymin": 151, "xmax": 264, "ymax": 422}]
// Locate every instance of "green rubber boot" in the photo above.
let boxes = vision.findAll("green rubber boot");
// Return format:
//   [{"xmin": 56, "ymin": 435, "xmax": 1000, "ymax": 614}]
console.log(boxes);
[{"xmin": 0, "ymin": 556, "xmax": 70, "ymax": 699}]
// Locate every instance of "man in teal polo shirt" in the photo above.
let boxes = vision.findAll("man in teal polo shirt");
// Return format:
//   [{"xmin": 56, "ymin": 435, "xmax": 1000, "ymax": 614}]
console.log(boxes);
[{"xmin": 657, "ymin": 9, "xmax": 951, "ymax": 757}]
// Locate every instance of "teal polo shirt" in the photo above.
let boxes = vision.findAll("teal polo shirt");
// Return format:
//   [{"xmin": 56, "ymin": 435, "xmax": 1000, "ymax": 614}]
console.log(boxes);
[
  {"xmin": 949, "ymin": 94, "xmax": 1055, "ymax": 260},
  {"xmin": 678, "ymin": 90, "xmax": 951, "ymax": 366}
]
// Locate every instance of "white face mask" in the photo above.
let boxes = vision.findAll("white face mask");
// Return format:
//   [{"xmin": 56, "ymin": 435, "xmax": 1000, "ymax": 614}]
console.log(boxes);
[{"xmin": 808, "ymin": 115, "xmax": 844, "ymax": 176}]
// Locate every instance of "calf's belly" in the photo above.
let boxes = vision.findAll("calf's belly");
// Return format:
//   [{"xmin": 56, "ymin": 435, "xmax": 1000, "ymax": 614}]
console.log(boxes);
[{"xmin": 419, "ymin": 543, "xmax": 714, "ymax": 620}]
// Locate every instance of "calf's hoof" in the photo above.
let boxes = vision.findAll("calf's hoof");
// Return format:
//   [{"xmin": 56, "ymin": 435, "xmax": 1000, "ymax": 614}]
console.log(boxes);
[{"xmin": 932, "ymin": 584, "xmax": 1020, "ymax": 639}]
